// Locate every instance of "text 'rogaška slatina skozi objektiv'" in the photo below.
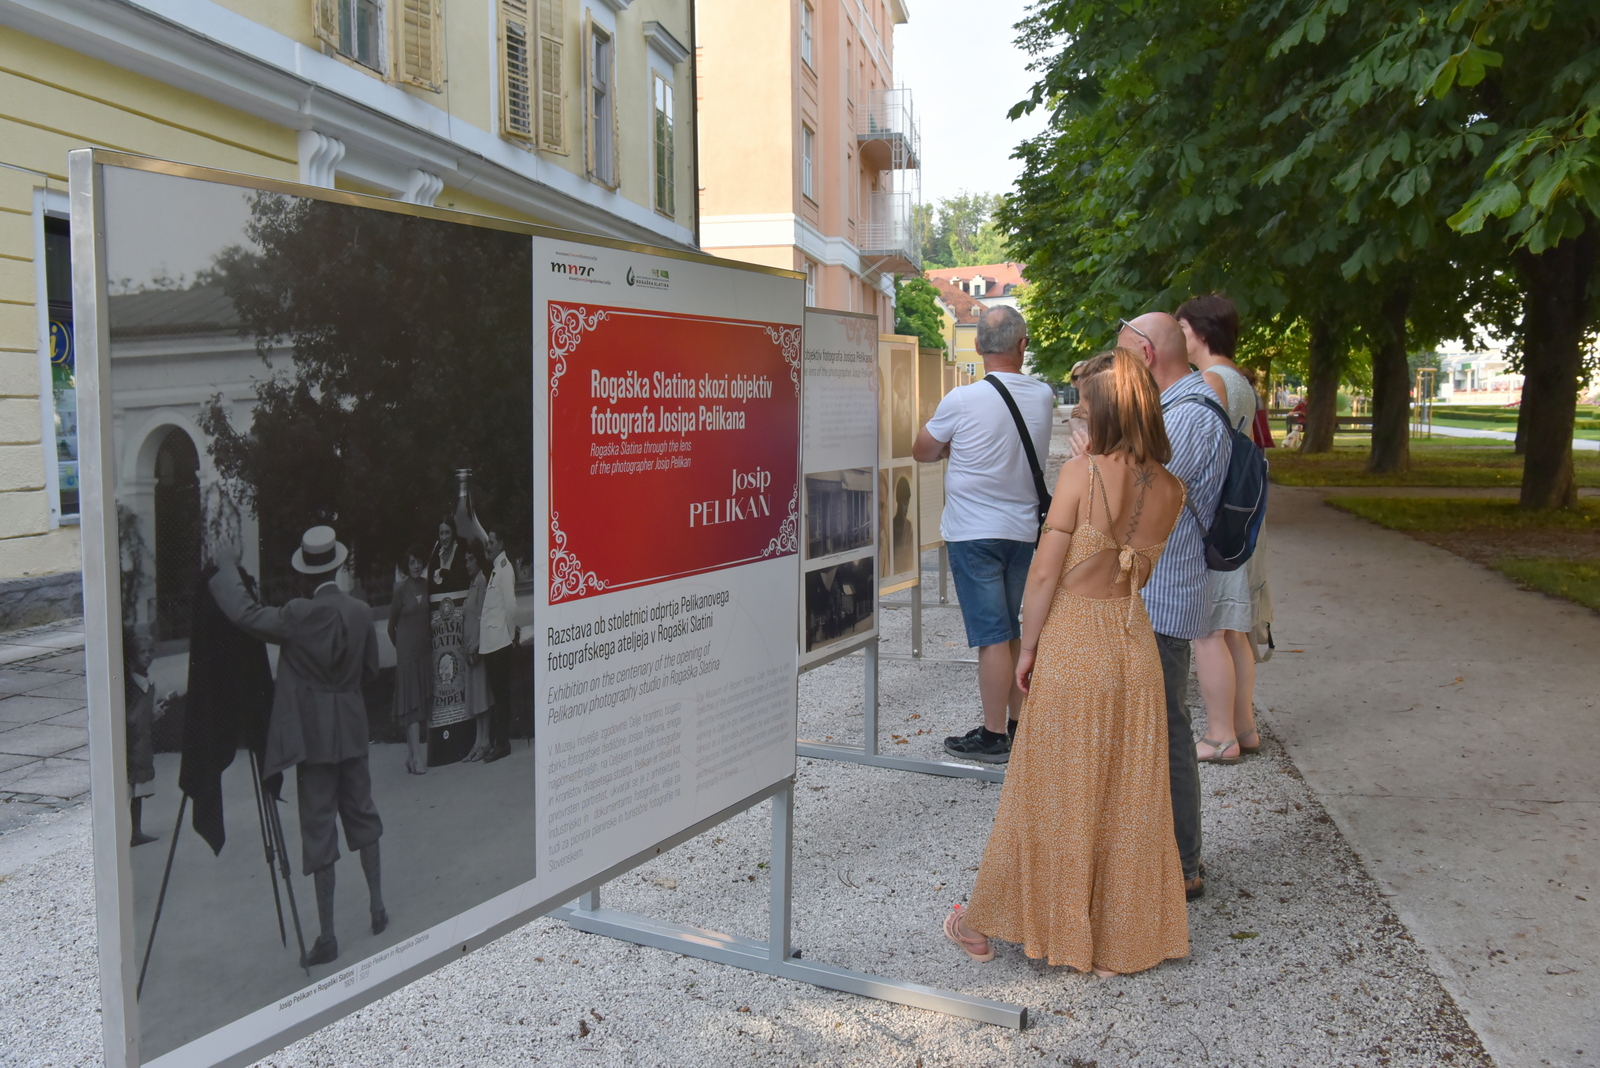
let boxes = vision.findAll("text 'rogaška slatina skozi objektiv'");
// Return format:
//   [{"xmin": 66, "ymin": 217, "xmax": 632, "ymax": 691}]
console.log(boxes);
[{"xmin": 588, "ymin": 369, "xmax": 774, "ymax": 437}]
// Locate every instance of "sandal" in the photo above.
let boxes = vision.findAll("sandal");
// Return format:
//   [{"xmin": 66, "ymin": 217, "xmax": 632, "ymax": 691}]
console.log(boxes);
[
  {"xmin": 943, "ymin": 905, "xmax": 994, "ymax": 962},
  {"xmin": 1197, "ymin": 737, "xmax": 1241, "ymax": 765},
  {"xmin": 1239, "ymin": 731, "xmax": 1262, "ymax": 755}
]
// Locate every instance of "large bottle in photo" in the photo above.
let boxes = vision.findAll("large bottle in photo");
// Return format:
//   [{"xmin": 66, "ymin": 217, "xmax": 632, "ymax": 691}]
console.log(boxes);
[
  {"xmin": 453, "ymin": 467, "xmax": 489, "ymax": 547},
  {"xmin": 427, "ymin": 470, "xmax": 484, "ymax": 765}
]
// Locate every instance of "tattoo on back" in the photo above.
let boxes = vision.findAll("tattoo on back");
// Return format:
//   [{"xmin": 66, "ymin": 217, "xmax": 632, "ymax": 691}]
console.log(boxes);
[{"xmin": 1126, "ymin": 464, "xmax": 1154, "ymax": 542}]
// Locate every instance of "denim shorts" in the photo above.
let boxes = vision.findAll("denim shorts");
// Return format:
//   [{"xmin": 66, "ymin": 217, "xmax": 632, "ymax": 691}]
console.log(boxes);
[{"xmin": 947, "ymin": 538, "xmax": 1035, "ymax": 648}]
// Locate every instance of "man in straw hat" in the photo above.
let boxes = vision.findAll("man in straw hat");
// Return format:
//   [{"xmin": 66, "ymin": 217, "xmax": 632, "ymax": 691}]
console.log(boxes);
[{"xmin": 212, "ymin": 526, "xmax": 386, "ymax": 968}]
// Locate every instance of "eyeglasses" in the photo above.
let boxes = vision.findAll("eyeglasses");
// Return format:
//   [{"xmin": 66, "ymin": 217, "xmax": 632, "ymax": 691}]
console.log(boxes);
[{"xmin": 1117, "ymin": 318, "xmax": 1154, "ymax": 348}]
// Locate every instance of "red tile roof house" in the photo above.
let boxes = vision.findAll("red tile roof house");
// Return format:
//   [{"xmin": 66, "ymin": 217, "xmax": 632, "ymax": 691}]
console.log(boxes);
[{"xmin": 924, "ymin": 262, "xmax": 1027, "ymax": 306}]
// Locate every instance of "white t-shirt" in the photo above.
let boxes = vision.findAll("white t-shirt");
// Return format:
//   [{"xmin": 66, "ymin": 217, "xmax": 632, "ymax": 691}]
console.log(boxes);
[{"xmin": 922, "ymin": 372, "xmax": 1056, "ymax": 542}]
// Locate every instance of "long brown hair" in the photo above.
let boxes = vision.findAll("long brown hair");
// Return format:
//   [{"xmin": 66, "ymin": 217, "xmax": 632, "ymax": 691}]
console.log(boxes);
[{"xmin": 1078, "ymin": 348, "xmax": 1172, "ymax": 464}]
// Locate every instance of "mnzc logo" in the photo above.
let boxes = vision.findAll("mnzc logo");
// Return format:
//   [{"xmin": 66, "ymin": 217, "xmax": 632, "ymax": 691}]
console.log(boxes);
[{"xmin": 551, "ymin": 262, "xmax": 595, "ymax": 277}]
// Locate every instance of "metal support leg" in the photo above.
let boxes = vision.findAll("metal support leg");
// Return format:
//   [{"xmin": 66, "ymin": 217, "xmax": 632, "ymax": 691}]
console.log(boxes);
[
  {"xmin": 579, "ymin": 887, "xmax": 600, "ymax": 912},
  {"xmin": 913, "ymin": 579, "xmax": 924, "ymax": 659},
  {"xmin": 797, "ymin": 640, "xmax": 1002, "ymax": 781},
  {"xmin": 938, "ymin": 543, "xmax": 949, "ymax": 604},
  {"xmin": 862, "ymin": 639, "xmax": 879, "ymax": 758},
  {"xmin": 768, "ymin": 789, "xmax": 793, "ymax": 964},
  {"xmin": 555, "ymin": 779, "xmax": 1025, "ymax": 1028}
]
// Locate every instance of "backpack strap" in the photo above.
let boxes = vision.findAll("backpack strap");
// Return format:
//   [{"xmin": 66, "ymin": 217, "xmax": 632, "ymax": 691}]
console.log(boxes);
[
  {"xmin": 1159, "ymin": 391, "xmax": 1234, "ymax": 536},
  {"xmin": 1163, "ymin": 391, "xmax": 1235, "ymax": 432},
  {"xmin": 984, "ymin": 374, "xmax": 1052, "ymax": 524}
]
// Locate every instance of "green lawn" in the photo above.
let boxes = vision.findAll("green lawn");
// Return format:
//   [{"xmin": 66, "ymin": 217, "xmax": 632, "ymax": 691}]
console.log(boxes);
[
  {"xmin": 1269, "ymin": 439, "xmax": 1600, "ymax": 488},
  {"xmin": 1326, "ymin": 496, "xmax": 1600, "ymax": 613},
  {"xmin": 1325, "ymin": 496, "xmax": 1600, "ymax": 531},
  {"xmin": 1493, "ymin": 558, "xmax": 1600, "ymax": 613}
]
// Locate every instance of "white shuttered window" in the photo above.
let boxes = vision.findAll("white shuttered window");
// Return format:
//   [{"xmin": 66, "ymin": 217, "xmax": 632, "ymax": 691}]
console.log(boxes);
[
  {"xmin": 316, "ymin": 0, "xmax": 383, "ymax": 71},
  {"xmin": 585, "ymin": 17, "xmax": 617, "ymax": 187},
  {"xmin": 395, "ymin": 0, "xmax": 443, "ymax": 91},
  {"xmin": 653, "ymin": 73, "xmax": 675, "ymax": 217},
  {"xmin": 501, "ymin": 0, "xmax": 536, "ymax": 139},
  {"xmin": 538, "ymin": 0, "xmax": 567, "ymax": 152},
  {"xmin": 801, "ymin": 124, "xmax": 815, "ymax": 200}
]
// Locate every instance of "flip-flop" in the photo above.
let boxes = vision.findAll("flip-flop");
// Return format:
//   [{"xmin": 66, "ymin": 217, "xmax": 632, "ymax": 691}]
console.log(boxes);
[
  {"xmin": 1197, "ymin": 737, "xmax": 1242, "ymax": 765},
  {"xmin": 943, "ymin": 906, "xmax": 994, "ymax": 962}
]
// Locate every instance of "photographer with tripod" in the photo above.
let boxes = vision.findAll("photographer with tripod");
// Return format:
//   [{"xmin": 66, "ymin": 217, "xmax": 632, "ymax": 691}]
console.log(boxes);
[{"xmin": 211, "ymin": 526, "xmax": 387, "ymax": 968}]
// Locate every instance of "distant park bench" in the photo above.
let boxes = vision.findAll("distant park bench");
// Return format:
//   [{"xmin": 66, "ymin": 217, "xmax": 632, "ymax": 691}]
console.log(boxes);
[{"xmin": 1268, "ymin": 409, "xmax": 1375, "ymax": 429}]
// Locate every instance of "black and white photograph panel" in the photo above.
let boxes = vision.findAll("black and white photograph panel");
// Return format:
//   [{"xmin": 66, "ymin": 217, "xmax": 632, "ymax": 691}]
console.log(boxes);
[
  {"xmin": 890, "ymin": 346, "xmax": 915, "ymax": 458},
  {"xmin": 100, "ymin": 165, "xmax": 537, "ymax": 1060},
  {"xmin": 804, "ymin": 556, "xmax": 875, "ymax": 653},
  {"xmin": 804, "ymin": 468, "xmax": 874, "ymax": 560},
  {"xmin": 877, "ymin": 467, "xmax": 892, "ymax": 582},
  {"xmin": 888, "ymin": 465, "xmax": 917, "ymax": 578}
]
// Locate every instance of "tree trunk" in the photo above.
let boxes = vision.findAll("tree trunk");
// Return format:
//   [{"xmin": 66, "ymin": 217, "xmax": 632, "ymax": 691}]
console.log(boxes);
[
  {"xmin": 1367, "ymin": 285, "xmax": 1412, "ymax": 474},
  {"xmin": 1512, "ymin": 228, "xmax": 1598, "ymax": 509},
  {"xmin": 1301, "ymin": 315, "xmax": 1343, "ymax": 453}
]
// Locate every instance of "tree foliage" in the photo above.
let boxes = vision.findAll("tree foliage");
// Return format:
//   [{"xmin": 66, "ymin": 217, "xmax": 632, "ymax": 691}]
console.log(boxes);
[
  {"xmin": 198, "ymin": 193, "xmax": 534, "ymax": 595},
  {"xmin": 1262, "ymin": 0, "xmax": 1600, "ymax": 503},
  {"xmin": 1004, "ymin": 0, "xmax": 1597, "ymax": 496},
  {"xmin": 917, "ymin": 192, "xmax": 1012, "ymax": 268},
  {"xmin": 894, "ymin": 275, "xmax": 947, "ymax": 352}
]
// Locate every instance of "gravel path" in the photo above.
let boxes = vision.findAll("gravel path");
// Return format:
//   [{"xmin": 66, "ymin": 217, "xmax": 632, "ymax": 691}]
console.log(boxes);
[{"xmin": 0, "ymin": 570, "xmax": 1492, "ymax": 1068}]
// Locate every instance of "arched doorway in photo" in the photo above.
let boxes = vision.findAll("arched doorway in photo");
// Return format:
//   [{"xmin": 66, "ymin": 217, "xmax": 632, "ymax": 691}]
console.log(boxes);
[{"xmin": 153, "ymin": 427, "xmax": 201, "ymax": 646}]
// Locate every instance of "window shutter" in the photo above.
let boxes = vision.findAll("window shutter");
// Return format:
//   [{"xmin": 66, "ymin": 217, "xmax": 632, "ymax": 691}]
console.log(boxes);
[
  {"xmin": 609, "ymin": 33, "xmax": 619, "ymax": 188},
  {"xmin": 313, "ymin": 0, "xmax": 340, "ymax": 47},
  {"xmin": 582, "ymin": 13, "xmax": 595, "ymax": 175},
  {"xmin": 536, "ymin": 0, "xmax": 567, "ymax": 152},
  {"xmin": 501, "ymin": 0, "xmax": 535, "ymax": 140},
  {"xmin": 396, "ymin": 0, "xmax": 443, "ymax": 91}
]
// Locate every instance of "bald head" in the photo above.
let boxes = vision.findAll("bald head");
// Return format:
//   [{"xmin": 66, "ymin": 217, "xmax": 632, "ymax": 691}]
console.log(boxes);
[{"xmin": 1117, "ymin": 312, "xmax": 1188, "ymax": 390}]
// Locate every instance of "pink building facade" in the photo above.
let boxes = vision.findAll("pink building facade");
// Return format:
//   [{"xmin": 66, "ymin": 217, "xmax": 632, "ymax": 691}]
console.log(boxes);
[{"xmin": 696, "ymin": 0, "xmax": 919, "ymax": 331}]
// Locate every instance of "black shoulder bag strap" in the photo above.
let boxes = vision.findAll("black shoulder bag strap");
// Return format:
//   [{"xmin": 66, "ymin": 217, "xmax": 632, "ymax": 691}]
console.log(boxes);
[{"xmin": 984, "ymin": 374, "xmax": 1053, "ymax": 531}]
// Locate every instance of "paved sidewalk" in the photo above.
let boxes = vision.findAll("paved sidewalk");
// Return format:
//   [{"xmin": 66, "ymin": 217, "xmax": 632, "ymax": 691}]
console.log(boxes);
[
  {"xmin": 0, "ymin": 620, "xmax": 89, "ymax": 833},
  {"xmin": 1254, "ymin": 487, "xmax": 1599, "ymax": 1068},
  {"xmin": 1426, "ymin": 424, "xmax": 1600, "ymax": 450}
]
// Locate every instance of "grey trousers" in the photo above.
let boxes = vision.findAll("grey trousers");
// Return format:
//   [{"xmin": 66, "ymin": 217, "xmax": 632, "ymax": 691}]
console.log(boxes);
[
  {"xmin": 1155, "ymin": 633, "xmax": 1203, "ymax": 879},
  {"xmin": 296, "ymin": 758, "xmax": 383, "ymax": 875}
]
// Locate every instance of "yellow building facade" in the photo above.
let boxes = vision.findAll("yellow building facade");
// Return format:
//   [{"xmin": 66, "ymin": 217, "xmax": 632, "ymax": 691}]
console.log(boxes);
[
  {"xmin": 0, "ymin": 0, "xmax": 696, "ymax": 624},
  {"xmin": 696, "ymin": 0, "xmax": 917, "ymax": 331}
]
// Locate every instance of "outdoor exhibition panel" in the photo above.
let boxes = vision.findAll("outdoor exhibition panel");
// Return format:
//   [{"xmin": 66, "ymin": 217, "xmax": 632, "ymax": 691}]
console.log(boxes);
[
  {"xmin": 877, "ymin": 334, "xmax": 921, "ymax": 596},
  {"xmin": 72, "ymin": 151, "xmax": 1018, "ymax": 1068},
  {"xmin": 798, "ymin": 309, "xmax": 880, "ymax": 670},
  {"xmin": 799, "ymin": 328, "xmax": 1000, "ymax": 783},
  {"xmin": 916, "ymin": 346, "xmax": 948, "ymax": 554}
]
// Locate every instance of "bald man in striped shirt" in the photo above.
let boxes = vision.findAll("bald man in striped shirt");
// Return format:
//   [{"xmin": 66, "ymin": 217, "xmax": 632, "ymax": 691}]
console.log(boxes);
[{"xmin": 1117, "ymin": 312, "xmax": 1230, "ymax": 901}]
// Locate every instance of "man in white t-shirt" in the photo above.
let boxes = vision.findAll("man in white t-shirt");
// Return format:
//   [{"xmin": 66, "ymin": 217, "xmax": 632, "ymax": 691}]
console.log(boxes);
[{"xmin": 912, "ymin": 306, "xmax": 1054, "ymax": 763}]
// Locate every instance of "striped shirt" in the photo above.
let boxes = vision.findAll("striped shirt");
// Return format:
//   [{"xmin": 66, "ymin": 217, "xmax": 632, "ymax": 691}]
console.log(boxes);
[{"xmin": 1145, "ymin": 371, "xmax": 1230, "ymax": 640}]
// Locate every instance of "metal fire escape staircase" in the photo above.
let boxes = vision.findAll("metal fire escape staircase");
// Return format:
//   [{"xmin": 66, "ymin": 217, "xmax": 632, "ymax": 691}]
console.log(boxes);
[{"xmin": 857, "ymin": 87, "xmax": 922, "ymax": 275}]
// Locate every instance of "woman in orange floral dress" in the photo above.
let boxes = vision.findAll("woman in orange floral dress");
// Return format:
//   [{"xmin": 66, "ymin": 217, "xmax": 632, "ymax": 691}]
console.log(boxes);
[{"xmin": 945, "ymin": 348, "xmax": 1191, "ymax": 977}]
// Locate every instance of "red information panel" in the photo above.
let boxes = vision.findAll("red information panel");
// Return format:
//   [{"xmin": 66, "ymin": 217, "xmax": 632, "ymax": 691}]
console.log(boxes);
[{"xmin": 547, "ymin": 302, "xmax": 801, "ymax": 600}]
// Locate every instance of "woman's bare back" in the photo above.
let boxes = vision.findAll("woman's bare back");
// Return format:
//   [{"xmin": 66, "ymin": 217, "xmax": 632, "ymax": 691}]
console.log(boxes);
[{"xmin": 1049, "ymin": 452, "xmax": 1185, "ymax": 601}]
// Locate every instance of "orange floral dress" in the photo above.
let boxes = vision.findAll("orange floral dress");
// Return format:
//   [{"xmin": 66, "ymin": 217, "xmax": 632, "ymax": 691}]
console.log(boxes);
[{"xmin": 964, "ymin": 459, "xmax": 1190, "ymax": 974}]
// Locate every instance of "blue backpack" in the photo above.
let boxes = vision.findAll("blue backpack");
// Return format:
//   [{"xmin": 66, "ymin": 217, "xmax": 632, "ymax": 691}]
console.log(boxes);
[{"xmin": 1165, "ymin": 394, "xmax": 1268, "ymax": 572}]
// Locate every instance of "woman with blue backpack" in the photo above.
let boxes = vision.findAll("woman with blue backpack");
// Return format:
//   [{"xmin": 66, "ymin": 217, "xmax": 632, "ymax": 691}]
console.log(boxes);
[{"xmin": 1177, "ymin": 295, "xmax": 1265, "ymax": 764}]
